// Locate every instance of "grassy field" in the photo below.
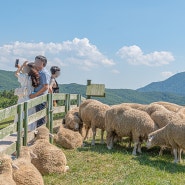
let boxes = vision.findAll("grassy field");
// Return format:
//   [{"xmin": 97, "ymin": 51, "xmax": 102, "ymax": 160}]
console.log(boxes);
[{"xmin": 43, "ymin": 135, "xmax": 185, "ymax": 185}]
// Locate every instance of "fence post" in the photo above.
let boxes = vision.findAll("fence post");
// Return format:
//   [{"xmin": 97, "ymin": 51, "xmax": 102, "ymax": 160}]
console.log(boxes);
[
  {"xmin": 46, "ymin": 94, "xmax": 51, "ymax": 129},
  {"xmin": 77, "ymin": 94, "xmax": 81, "ymax": 107},
  {"xmin": 49, "ymin": 93, "xmax": 53, "ymax": 144},
  {"xmin": 65, "ymin": 94, "xmax": 70, "ymax": 113},
  {"xmin": 23, "ymin": 101, "xmax": 28, "ymax": 146},
  {"xmin": 86, "ymin": 80, "xmax": 91, "ymax": 99},
  {"xmin": 16, "ymin": 103, "xmax": 23, "ymax": 158}
]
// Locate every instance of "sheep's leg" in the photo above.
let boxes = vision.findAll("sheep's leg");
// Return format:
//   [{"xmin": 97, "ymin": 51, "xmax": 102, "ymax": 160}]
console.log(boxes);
[
  {"xmin": 91, "ymin": 127, "xmax": 96, "ymax": 146},
  {"xmin": 100, "ymin": 129, "xmax": 104, "ymax": 144},
  {"xmin": 137, "ymin": 143, "xmax": 142, "ymax": 154},
  {"xmin": 132, "ymin": 142, "xmax": 138, "ymax": 155},
  {"xmin": 173, "ymin": 148, "xmax": 178, "ymax": 163},
  {"xmin": 178, "ymin": 148, "xmax": 182, "ymax": 163},
  {"xmin": 159, "ymin": 147, "xmax": 164, "ymax": 156},
  {"xmin": 83, "ymin": 126, "xmax": 90, "ymax": 141},
  {"xmin": 106, "ymin": 132, "xmax": 114, "ymax": 150}
]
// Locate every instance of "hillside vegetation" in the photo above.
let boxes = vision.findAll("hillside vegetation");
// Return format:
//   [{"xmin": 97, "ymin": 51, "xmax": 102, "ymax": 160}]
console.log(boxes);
[{"xmin": 1, "ymin": 69, "xmax": 185, "ymax": 106}]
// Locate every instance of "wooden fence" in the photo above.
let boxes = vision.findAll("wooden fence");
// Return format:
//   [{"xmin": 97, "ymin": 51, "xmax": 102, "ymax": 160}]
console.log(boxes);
[{"xmin": 0, "ymin": 93, "xmax": 85, "ymax": 157}]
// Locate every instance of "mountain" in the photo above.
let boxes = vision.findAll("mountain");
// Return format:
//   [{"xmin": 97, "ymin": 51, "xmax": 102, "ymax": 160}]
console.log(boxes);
[
  {"xmin": 1, "ymin": 69, "xmax": 185, "ymax": 106},
  {"xmin": 137, "ymin": 72, "xmax": 185, "ymax": 96}
]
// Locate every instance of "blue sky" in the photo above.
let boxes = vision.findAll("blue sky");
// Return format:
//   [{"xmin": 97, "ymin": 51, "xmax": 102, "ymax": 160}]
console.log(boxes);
[{"xmin": 0, "ymin": 0, "xmax": 185, "ymax": 89}]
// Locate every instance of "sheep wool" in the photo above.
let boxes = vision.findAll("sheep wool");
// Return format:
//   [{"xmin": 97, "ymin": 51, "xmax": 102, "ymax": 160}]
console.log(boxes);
[
  {"xmin": 54, "ymin": 126, "xmax": 83, "ymax": 149},
  {"xmin": 30, "ymin": 126, "xmax": 69, "ymax": 175},
  {"xmin": 0, "ymin": 154, "xmax": 16, "ymax": 185},
  {"xmin": 147, "ymin": 119, "xmax": 185, "ymax": 163},
  {"xmin": 12, "ymin": 146, "xmax": 44, "ymax": 185},
  {"xmin": 79, "ymin": 99, "xmax": 110, "ymax": 145},
  {"xmin": 63, "ymin": 107, "xmax": 82, "ymax": 131},
  {"xmin": 105, "ymin": 104, "xmax": 158, "ymax": 155}
]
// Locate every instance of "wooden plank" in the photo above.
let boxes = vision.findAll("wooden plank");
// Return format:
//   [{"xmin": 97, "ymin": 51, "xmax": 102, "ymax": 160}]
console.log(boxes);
[
  {"xmin": 70, "ymin": 105, "xmax": 78, "ymax": 109},
  {"xmin": 70, "ymin": 94, "xmax": 78, "ymax": 99},
  {"xmin": 28, "ymin": 108, "xmax": 47, "ymax": 124},
  {"xmin": 53, "ymin": 106, "xmax": 65, "ymax": 114},
  {"xmin": 27, "ymin": 94, "xmax": 47, "ymax": 109},
  {"xmin": 52, "ymin": 93, "xmax": 66, "ymax": 101},
  {"xmin": 0, "ymin": 124, "xmax": 17, "ymax": 139},
  {"xmin": 86, "ymin": 84, "xmax": 105, "ymax": 97},
  {"xmin": 0, "ymin": 142, "xmax": 16, "ymax": 155},
  {"xmin": 0, "ymin": 104, "xmax": 17, "ymax": 121}
]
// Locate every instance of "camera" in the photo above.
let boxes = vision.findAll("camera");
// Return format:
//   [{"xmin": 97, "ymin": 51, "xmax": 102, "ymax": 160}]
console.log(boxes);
[{"xmin": 15, "ymin": 59, "xmax": 19, "ymax": 67}]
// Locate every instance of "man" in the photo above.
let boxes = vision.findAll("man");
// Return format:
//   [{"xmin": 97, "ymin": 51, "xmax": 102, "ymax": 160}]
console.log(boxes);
[{"xmin": 29, "ymin": 55, "xmax": 50, "ymax": 127}]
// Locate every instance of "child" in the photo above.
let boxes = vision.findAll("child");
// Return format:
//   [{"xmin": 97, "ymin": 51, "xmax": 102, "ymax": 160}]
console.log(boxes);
[
  {"xmin": 49, "ymin": 66, "xmax": 60, "ymax": 106},
  {"xmin": 14, "ymin": 61, "xmax": 39, "ymax": 131}
]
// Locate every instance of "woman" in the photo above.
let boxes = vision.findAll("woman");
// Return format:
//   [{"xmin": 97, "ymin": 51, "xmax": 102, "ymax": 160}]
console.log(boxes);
[
  {"xmin": 14, "ymin": 61, "xmax": 40, "ymax": 131},
  {"xmin": 49, "ymin": 66, "xmax": 60, "ymax": 107}
]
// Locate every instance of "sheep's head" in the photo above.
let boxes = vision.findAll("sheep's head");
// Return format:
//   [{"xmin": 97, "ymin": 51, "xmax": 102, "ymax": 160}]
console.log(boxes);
[
  {"xmin": 19, "ymin": 146, "xmax": 37, "ymax": 160},
  {"xmin": 34, "ymin": 126, "xmax": 50, "ymax": 140},
  {"xmin": 146, "ymin": 135, "xmax": 154, "ymax": 149}
]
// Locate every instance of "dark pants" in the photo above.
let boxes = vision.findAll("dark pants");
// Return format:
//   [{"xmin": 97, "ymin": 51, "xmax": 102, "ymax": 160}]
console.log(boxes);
[{"xmin": 36, "ymin": 102, "xmax": 46, "ymax": 127}]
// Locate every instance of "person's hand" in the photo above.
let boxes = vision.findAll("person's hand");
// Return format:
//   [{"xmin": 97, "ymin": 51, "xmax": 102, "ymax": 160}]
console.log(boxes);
[
  {"xmin": 29, "ymin": 93, "xmax": 37, "ymax": 99},
  {"xmin": 23, "ymin": 61, "xmax": 28, "ymax": 66}
]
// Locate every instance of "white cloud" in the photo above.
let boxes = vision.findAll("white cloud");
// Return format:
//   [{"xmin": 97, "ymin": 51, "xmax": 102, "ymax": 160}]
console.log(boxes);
[
  {"xmin": 111, "ymin": 69, "xmax": 120, "ymax": 74},
  {"xmin": 117, "ymin": 45, "xmax": 175, "ymax": 66},
  {"xmin": 161, "ymin": 71, "xmax": 174, "ymax": 78},
  {"xmin": 0, "ymin": 38, "xmax": 115, "ymax": 71}
]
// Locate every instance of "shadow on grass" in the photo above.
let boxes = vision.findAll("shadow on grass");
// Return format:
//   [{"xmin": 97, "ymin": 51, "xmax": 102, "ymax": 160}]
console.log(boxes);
[{"xmin": 77, "ymin": 141, "xmax": 185, "ymax": 173}]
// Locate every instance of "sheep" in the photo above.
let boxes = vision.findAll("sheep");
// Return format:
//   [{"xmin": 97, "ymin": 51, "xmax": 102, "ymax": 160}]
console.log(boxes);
[
  {"xmin": 0, "ymin": 154, "xmax": 16, "ymax": 185},
  {"xmin": 146, "ymin": 118, "xmax": 185, "ymax": 163},
  {"xmin": 29, "ymin": 126, "xmax": 69, "ymax": 175},
  {"xmin": 54, "ymin": 125, "xmax": 83, "ymax": 149},
  {"xmin": 146, "ymin": 103, "xmax": 182, "ymax": 129},
  {"xmin": 145, "ymin": 103, "xmax": 184, "ymax": 155},
  {"xmin": 12, "ymin": 146, "xmax": 44, "ymax": 185},
  {"xmin": 105, "ymin": 104, "xmax": 158, "ymax": 155},
  {"xmin": 120, "ymin": 103, "xmax": 148, "ymax": 112},
  {"xmin": 154, "ymin": 101, "xmax": 182, "ymax": 112},
  {"xmin": 79, "ymin": 99, "xmax": 110, "ymax": 145},
  {"xmin": 63, "ymin": 107, "xmax": 83, "ymax": 131}
]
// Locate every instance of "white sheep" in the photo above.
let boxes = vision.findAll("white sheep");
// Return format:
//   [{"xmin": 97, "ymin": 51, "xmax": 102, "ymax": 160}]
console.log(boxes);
[
  {"xmin": 79, "ymin": 99, "xmax": 110, "ymax": 145},
  {"xmin": 63, "ymin": 107, "xmax": 83, "ymax": 131},
  {"xmin": 154, "ymin": 101, "xmax": 182, "ymax": 112},
  {"xmin": 12, "ymin": 146, "xmax": 44, "ymax": 185},
  {"xmin": 146, "ymin": 118, "xmax": 185, "ymax": 163},
  {"xmin": 0, "ymin": 154, "xmax": 16, "ymax": 185},
  {"xmin": 30, "ymin": 126, "xmax": 69, "ymax": 175},
  {"xmin": 105, "ymin": 104, "xmax": 158, "ymax": 155},
  {"xmin": 54, "ymin": 125, "xmax": 83, "ymax": 149}
]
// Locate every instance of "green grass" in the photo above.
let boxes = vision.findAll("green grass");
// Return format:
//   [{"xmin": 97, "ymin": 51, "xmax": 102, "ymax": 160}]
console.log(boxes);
[
  {"xmin": 0, "ymin": 116, "xmax": 14, "ymax": 129},
  {"xmin": 43, "ymin": 136, "xmax": 185, "ymax": 185}
]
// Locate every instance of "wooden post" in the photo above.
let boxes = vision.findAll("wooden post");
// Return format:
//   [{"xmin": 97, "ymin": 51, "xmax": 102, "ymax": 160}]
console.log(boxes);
[
  {"xmin": 86, "ymin": 80, "xmax": 91, "ymax": 99},
  {"xmin": 16, "ymin": 104, "xmax": 23, "ymax": 158},
  {"xmin": 77, "ymin": 94, "xmax": 81, "ymax": 107},
  {"xmin": 46, "ymin": 94, "xmax": 51, "ymax": 129},
  {"xmin": 48, "ymin": 93, "xmax": 53, "ymax": 144},
  {"xmin": 65, "ymin": 94, "xmax": 70, "ymax": 113},
  {"xmin": 23, "ymin": 101, "xmax": 28, "ymax": 146}
]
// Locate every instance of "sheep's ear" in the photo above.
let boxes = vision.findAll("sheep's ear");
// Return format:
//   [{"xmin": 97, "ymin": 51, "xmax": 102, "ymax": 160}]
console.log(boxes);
[
  {"xmin": 148, "ymin": 135, "xmax": 154, "ymax": 142},
  {"xmin": 12, "ymin": 164, "xmax": 19, "ymax": 170},
  {"xmin": 30, "ymin": 151, "xmax": 37, "ymax": 159},
  {"xmin": 49, "ymin": 133, "xmax": 54, "ymax": 138}
]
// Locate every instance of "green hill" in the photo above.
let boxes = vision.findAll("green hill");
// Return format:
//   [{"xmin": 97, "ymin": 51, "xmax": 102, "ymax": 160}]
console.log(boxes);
[
  {"xmin": 137, "ymin": 72, "xmax": 185, "ymax": 96},
  {"xmin": 1, "ymin": 69, "xmax": 185, "ymax": 106}
]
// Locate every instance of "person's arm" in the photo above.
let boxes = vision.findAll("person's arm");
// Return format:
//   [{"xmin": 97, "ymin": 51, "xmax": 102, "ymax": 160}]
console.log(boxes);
[
  {"xmin": 15, "ymin": 61, "xmax": 28, "ymax": 77},
  {"xmin": 29, "ymin": 84, "xmax": 49, "ymax": 99},
  {"xmin": 48, "ymin": 78, "xmax": 55, "ymax": 94}
]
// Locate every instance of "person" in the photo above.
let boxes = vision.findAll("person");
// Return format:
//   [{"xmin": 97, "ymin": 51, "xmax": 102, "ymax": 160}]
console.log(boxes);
[
  {"xmin": 49, "ymin": 66, "xmax": 61, "ymax": 106},
  {"xmin": 29, "ymin": 55, "xmax": 50, "ymax": 127},
  {"xmin": 14, "ymin": 61, "xmax": 39, "ymax": 131}
]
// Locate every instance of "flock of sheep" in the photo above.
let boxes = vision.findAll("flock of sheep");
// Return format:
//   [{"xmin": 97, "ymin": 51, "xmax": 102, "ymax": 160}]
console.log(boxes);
[{"xmin": 1, "ymin": 99, "xmax": 185, "ymax": 185}]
